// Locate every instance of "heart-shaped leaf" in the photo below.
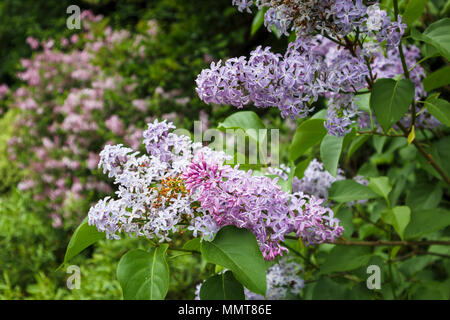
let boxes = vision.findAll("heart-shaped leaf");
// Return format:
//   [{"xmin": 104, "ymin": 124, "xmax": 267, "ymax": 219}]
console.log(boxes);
[
  {"xmin": 117, "ymin": 245, "xmax": 170, "ymax": 300},
  {"xmin": 201, "ymin": 226, "xmax": 267, "ymax": 296},
  {"xmin": 370, "ymin": 78, "xmax": 415, "ymax": 133}
]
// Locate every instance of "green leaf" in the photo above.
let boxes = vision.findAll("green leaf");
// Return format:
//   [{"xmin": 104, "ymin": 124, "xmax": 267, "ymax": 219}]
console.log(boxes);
[
  {"xmin": 117, "ymin": 246, "xmax": 170, "ymax": 300},
  {"xmin": 329, "ymin": 179, "xmax": 379, "ymax": 203},
  {"xmin": 368, "ymin": 177, "xmax": 392, "ymax": 204},
  {"xmin": 403, "ymin": 0, "xmax": 428, "ymax": 27},
  {"xmin": 406, "ymin": 184, "xmax": 443, "ymax": 211},
  {"xmin": 370, "ymin": 78, "xmax": 415, "ymax": 133},
  {"xmin": 62, "ymin": 217, "xmax": 105, "ymax": 266},
  {"xmin": 182, "ymin": 238, "xmax": 201, "ymax": 252},
  {"xmin": 417, "ymin": 136, "xmax": 450, "ymax": 180},
  {"xmin": 381, "ymin": 206, "xmax": 411, "ymax": 240},
  {"xmin": 424, "ymin": 97, "xmax": 450, "ymax": 127},
  {"xmin": 199, "ymin": 271, "xmax": 245, "ymax": 300},
  {"xmin": 294, "ymin": 157, "xmax": 312, "ymax": 179},
  {"xmin": 372, "ymin": 135, "xmax": 387, "ymax": 154},
  {"xmin": 218, "ymin": 111, "xmax": 266, "ymax": 143},
  {"xmin": 346, "ymin": 135, "xmax": 370, "ymax": 161},
  {"xmin": 354, "ymin": 92, "xmax": 371, "ymax": 113},
  {"xmin": 274, "ymin": 161, "xmax": 295, "ymax": 193},
  {"xmin": 320, "ymin": 134, "xmax": 344, "ymax": 177},
  {"xmin": 250, "ymin": 8, "xmax": 268, "ymax": 37},
  {"xmin": 312, "ymin": 277, "xmax": 352, "ymax": 299},
  {"xmin": 423, "ymin": 65, "xmax": 450, "ymax": 92},
  {"xmin": 411, "ymin": 18, "xmax": 450, "ymax": 60},
  {"xmin": 319, "ymin": 246, "xmax": 372, "ymax": 275},
  {"xmin": 404, "ymin": 208, "xmax": 450, "ymax": 239},
  {"xmin": 201, "ymin": 226, "xmax": 267, "ymax": 296},
  {"xmin": 336, "ymin": 207, "xmax": 354, "ymax": 239},
  {"xmin": 289, "ymin": 119, "xmax": 326, "ymax": 161}
]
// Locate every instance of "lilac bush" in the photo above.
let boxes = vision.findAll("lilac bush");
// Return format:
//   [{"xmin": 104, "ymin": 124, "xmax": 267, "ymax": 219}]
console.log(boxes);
[
  {"xmin": 88, "ymin": 120, "xmax": 343, "ymax": 260},
  {"xmin": 7, "ymin": 11, "xmax": 188, "ymax": 227},
  {"xmin": 197, "ymin": 1, "xmax": 440, "ymax": 137}
]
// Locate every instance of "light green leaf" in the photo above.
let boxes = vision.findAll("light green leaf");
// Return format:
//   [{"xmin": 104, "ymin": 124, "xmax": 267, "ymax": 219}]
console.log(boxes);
[
  {"xmin": 354, "ymin": 92, "xmax": 371, "ymax": 113},
  {"xmin": 218, "ymin": 111, "xmax": 266, "ymax": 143},
  {"xmin": 328, "ymin": 179, "xmax": 379, "ymax": 203},
  {"xmin": 199, "ymin": 271, "xmax": 245, "ymax": 300},
  {"xmin": 250, "ymin": 8, "xmax": 268, "ymax": 37},
  {"xmin": 381, "ymin": 206, "xmax": 411, "ymax": 240},
  {"xmin": 368, "ymin": 176, "xmax": 392, "ymax": 204},
  {"xmin": 289, "ymin": 119, "xmax": 326, "ymax": 161},
  {"xmin": 117, "ymin": 246, "xmax": 170, "ymax": 300},
  {"xmin": 372, "ymin": 135, "xmax": 387, "ymax": 154},
  {"xmin": 201, "ymin": 226, "xmax": 267, "ymax": 296},
  {"xmin": 62, "ymin": 217, "xmax": 105, "ymax": 266},
  {"xmin": 370, "ymin": 78, "xmax": 415, "ymax": 133},
  {"xmin": 320, "ymin": 134, "xmax": 344, "ymax": 177}
]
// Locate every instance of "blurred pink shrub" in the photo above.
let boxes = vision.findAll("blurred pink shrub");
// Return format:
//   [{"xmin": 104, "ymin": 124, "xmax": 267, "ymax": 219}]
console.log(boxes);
[{"xmin": 7, "ymin": 10, "xmax": 188, "ymax": 228}]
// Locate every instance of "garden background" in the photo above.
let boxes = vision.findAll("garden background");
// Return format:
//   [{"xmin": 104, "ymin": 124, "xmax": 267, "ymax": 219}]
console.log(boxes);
[{"xmin": 0, "ymin": 0, "xmax": 449, "ymax": 300}]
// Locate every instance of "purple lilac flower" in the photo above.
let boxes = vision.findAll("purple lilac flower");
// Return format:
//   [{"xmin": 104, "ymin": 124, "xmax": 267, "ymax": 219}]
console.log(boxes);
[
  {"xmin": 90, "ymin": 120, "xmax": 344, "ymax": 260},
  {"xmin": 182, "ymin": 154, "xmax": 343, "ymax": 260},
  {"xmin": 196, "ymin": 39, "xmax": 330, "ymax": 119}
]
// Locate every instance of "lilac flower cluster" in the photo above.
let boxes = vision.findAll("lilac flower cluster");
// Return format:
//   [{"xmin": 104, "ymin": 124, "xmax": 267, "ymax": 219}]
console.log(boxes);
[
  {"xmin": 197, "ymin": 2, "xmax": 423, "ymax": 137},
  {"xmin": 196, "ymin": 39, "xmax": 348, "ymax": 120},
  {"xmin": 195, "ymin": 257, "xmax": 304, "ymax": 299},
  {"xmin": 232, "ymin": 1, "xmax": 404, "ymax": 50},
  {"xmin": 89, "ymin": 120, "xmax": 343, "ymax": 260},
  {"xmin": 182, "ymin": 155, "xmax": 343, "ymax": 260},
  {"xmin": 267, "ymin": 160, "xmax": 369, "ymax": 205},
  {"xmin": 245, "ymin": 258, "xmax": 304, "ymax": 300}
]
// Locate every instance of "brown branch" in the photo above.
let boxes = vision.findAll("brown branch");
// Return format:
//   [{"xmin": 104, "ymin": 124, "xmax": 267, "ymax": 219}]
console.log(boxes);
[
  {"xmin": 284, "ymin": 235, "xmax": 450, "ymax": 247},
  {"xmin": 357, "ymin": 130, "xmax": 404, "ymax": 137},
  {"xmin": 331, "ymin": 239, "xmax": 450, "ymax": 247},
  {"xmin": 397, "ymin": 123, "xmax": 450, "ymax": 185}
]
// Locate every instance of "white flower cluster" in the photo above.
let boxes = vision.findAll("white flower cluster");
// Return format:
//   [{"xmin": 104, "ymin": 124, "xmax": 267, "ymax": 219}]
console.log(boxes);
[
  {"xmin": 246, "ymin": 258, "xmax": 304, "ymax": 300},
  {"xmin": 88, "ymin": 120, "xmax": 226, "ymax": 242}
]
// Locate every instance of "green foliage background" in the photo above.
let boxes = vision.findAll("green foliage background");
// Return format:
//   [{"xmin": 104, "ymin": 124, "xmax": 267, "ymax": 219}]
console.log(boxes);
[{"xmin": 0, "ymin": 0, "xmax": 449, "ymax": 300}]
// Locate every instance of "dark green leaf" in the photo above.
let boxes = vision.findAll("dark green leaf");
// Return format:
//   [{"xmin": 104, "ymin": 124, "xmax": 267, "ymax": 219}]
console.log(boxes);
[
  {"xmin": 404, "ymin": 208, "xmax": 450, "ymax": 239},
  {"xmin": 423, "ymin": 65, "xmax": 450, "ymax": 92},
  {"xmin": 329, "ymin": 180, "xmax": 379, "ymax": 202},
  {"xmin": 411, "ymin": 18, "xmax": 450, "ymax": 60},
  {"xmin": 425, "ymin": 97, "xmax": 450, "ymax": 127},
  {"xmin": 201, "ymin": 226, "xmax": 267, "ymax": 296},
  {"xmin": 319, "ymin": 246, "xmax": 372, "ymax": 275},
  {"xmin": 370, "ymin": 78, "xmax": 415, "ymax": 133},
  {"xmin": 403, "ymin": 0, "xmax": 428, "ymax": 27},
  {"xmin": 199, "ymin": 271, "xmax": 245, "ymax": 300}
]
